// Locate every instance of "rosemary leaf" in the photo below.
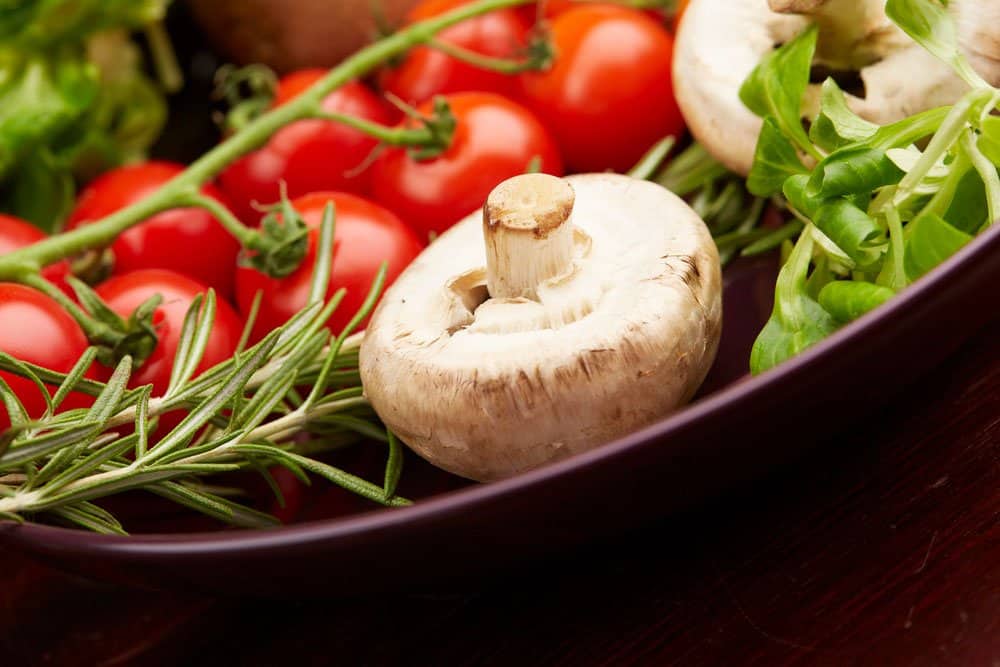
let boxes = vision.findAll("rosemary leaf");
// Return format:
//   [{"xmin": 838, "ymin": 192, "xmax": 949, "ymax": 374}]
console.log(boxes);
[
  {"xmin": 42, "ymin": 435, "xmax": 138, "ymax": 494},
  {"xmin": 384, "ymin": 430, "xmax": 404, "ymax": 499},
  {"xmin": 49, "ymin": 347, "xmax": 98, "ymax": 412},
  {"xmin": 236, "ymin": 290, "xmax": 263, "ymax": 354},
  {"xmin": 141, "ymin": 331, "xmax": 280, "ymax": 464},
  {"xmin": 0, "ymin": 423, "xmax": 100, "ymax": 469},
  {"xmin": 307, "ymin": 201, "xmax": 337, "ymax": 305},
  {"xmin": 0, "ymin": 376, "xmax": 28, "ymax": 433},
  {"xmin": 49, "ymin": 502, "xmax": 127, "ymax": 536},
  {"xmin": 134, "ymin": 386, "xmax": 152, "ymax": 459},
  {"xmin": 0, "ymin": 351, "xmax": 51, "ymax": 416},
  {"xmin": 30, "ymin": 432, "xmax": 123, "ymax": 490}
]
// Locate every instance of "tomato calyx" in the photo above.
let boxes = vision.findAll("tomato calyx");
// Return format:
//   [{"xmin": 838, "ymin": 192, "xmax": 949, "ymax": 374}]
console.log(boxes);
[
  {"xmin": 212, "ymin": 64, "xmax": 279, "ymax": 135},
  {"xmin": 239, "ymin": 195, "xmax": 312, "ymax": 279},
  {"xmin": 68, "ymin": 277, "xmax": 162, "ymax": 369},
  {"xmin": 391, "ymin": 96, "xmax": 458, "ymax": 161}
]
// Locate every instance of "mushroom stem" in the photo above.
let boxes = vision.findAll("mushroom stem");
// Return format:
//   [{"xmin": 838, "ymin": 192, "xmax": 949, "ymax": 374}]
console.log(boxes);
[
  {"xmin": 770, "ymin": 0, "xmax": 899, "ymax": 70},
  {"xmin": 483, "ymin": 174, "xmax": 576, "ymax": 301}
]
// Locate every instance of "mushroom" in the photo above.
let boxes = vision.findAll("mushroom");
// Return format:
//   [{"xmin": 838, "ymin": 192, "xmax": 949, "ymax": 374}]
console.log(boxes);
[
  {"xmin": 360, "ymin": 173, "xmax": 722, "ymax": 482},
  {"xmin": 673, "ymin": 0, "xmax": 1000, "ymax": 176}
]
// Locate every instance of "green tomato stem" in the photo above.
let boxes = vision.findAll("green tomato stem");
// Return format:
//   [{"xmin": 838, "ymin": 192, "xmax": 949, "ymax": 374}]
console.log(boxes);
[
  {"xmin": 181, "ymin": 192, "xmax": 259, "ymax": 248},
  {"xmin": 312, "ymin": 109, "xmax": 444, "ymax": 147},
  {"xmin": 0, "ymin": 0, "xmax": 533, "ymax": 282},
  {"xmin": 426, "ymin": 38, "xmax": 550, "ymax": 74}
]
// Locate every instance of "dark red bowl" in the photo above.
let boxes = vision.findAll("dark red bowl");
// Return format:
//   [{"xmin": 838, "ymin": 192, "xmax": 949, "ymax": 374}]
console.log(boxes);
[{"xmin": 4, "ymin": 223, "xmax": 999, "ymax": 597}]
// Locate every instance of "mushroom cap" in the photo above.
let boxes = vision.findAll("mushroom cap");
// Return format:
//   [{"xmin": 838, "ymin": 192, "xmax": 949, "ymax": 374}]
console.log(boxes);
[
  {"xmin": 359, "ymin": 173, "xmax": 722, "ymax": 482},
  {"xmin": 674, "ymin": 0, "xmax": 997, "ymax": 176}
]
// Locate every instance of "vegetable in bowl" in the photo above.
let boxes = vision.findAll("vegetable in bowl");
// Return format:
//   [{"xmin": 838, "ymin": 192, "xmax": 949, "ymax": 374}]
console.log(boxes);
[
  {"xmin": 360, "ymin": 173, "xmax": 722, "ymax": 481},
  {"xmin": 0, "ymin": 0, "xmax": 997, "ymax": 535},
  {"xmin": 708, "ymin": 0, "xmax": 1000, "ymax": 372}
]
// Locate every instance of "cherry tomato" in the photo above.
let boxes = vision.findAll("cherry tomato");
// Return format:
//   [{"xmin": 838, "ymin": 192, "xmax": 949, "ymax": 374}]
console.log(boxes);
[
  {"xmin": 68, "ymin": 162, "xmax": 241, "ymax": 299},
  {"xmin": 236, "ymin": 192, "xmax": 422, "ymax": 343},
  {"xmin": 519, "ymin": 5, "xmax": 685, "ymax": 173},
  {"xmin": 371, "ymin": 92, "xmax": 563, "ymax": 236},
  {"xmin": 219, "ymin": 74, "xmax": 395, "ymax": 225},
  {"xmin": 95, "ymin": 270, "xmax": 244, "ymax": 397},
  {"xmin": 381, "ymin": 0, "xmax": 530, "ymax": 105},
  {"xmin": 0, "ymin": 214, "xmax": 71, "ymax": 291},
  {"xmin": 0, "ymin": 283, "xmax": 90, "ymax": 431}
]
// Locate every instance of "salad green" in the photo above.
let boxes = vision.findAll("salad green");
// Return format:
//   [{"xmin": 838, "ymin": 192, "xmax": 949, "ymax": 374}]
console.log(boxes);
[
  {"xmin": 743, "ymin": 0, "xmax": 1000, "ymax": 374},
  {"xmin": 0, "ymin": 0, "xmax": 169, "ymax": 231}
]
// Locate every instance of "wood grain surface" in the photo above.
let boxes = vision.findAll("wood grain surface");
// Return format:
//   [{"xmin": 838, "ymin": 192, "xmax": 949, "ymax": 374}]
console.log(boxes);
[{"xmin": 2, "ymin": 317, "xmax": 998, "ymax": 666}]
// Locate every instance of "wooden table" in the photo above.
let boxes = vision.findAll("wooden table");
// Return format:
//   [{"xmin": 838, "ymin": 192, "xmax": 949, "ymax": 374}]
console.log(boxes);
[{"xmin": 2, "ymin": 319, "xmax": 998, "ymax": 666}]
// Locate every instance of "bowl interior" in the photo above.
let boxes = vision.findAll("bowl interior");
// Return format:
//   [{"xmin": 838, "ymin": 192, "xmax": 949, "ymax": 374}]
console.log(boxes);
[
  {"xmin": 94, "ymin": 254, "xmax": 777, "ymax": 534},
  {"xmin": 13, "ymin": 5, "xmax": 779, "ymax": 535}
]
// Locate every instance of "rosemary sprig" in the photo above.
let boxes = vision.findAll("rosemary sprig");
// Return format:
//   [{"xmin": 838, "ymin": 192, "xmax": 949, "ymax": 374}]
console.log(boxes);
[{"xmin": 0, "ymin": 210, "xmax": 408, "ymax": 533}]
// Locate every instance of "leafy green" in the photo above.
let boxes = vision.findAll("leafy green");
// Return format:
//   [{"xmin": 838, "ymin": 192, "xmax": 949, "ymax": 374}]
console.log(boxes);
[
  {"xmin": 0, "ymin": 1, "xmax": 167, "ymax": 48},
  {"xmin": 812, "ymin": 200, "xmax": 885, "ymax": 266},
  {"xmin": 808, "ymin": 147, "xmax": 904, "ymax": 199},
  {"xmin": 979, "ymin": 117, "xmax": 1000, "ymax": 165},
  {"xmin": 885, "ymin": 0, "xmax": 990, "ymax": 89},
  {"xmin": 750, "ymin": 228, "xmax": 838, "ymax": 374},
  {"xmin": 941, "ymin": 168, "xmax": 988, "ymax": 234},
  {"xmin": 0, "ymin": 52, "xmax": 99, "ymax": 176},
  {"xmin": 0, "ymin": 149, "xmax": 75, "ymax": 231},
  {"xmin": 0, "ymin": 3, "xmax": 168, "ymax": 230},
  {"xmin": 809, "ymin": 79, "xmax": 878, "ymax": 153},
  {"xmin": 904, "ymin": 213, "xmax": 973, "ymax": 280},
  {"xmin": 739, "ymin": 26, "xmax": 820, "ymax": 159},
  {"xmin": 747, "ymin": 117, "xmax": 808, "ymax": 197},
  {"xmin": 743, "ymin": 0, "xmax": 1000, "ymax": 371},
  {"xmin": 818, "ymin": 281, "xmax": 896, "ymax": 323}
]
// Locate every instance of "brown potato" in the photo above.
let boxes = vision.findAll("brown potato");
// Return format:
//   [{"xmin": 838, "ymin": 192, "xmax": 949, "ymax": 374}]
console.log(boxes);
[{"xmin": 186, "ymin": 0, "xmax": 422, "ymax": 73}]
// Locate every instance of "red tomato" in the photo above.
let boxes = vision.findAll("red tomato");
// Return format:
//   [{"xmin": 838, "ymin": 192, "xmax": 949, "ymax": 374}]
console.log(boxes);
[
  {"xmin": 219, "ymin": 74, "xmax": 395, "ymax": 225},
  {"xmin": 371, "ymin": 92, "xmax": 563, "ymax": 236},
  {"xmin": 95, "ymin": 270, "xmax": 244, "ymax": 397},
  {"xmin": 0, "ymin": 283, "xmax": 90, "ymax": 431},
  {"xmin": 519, "ymin": 5, "xmax": 685, "ymax": 173},
  {"xmin": 235, "ymin": 192, "xmax": 422, "ymax": 342},
  {"xmin": 381, "ymin": 0, "xmax": 530, "ymax": 105},
  {"xmin": 0, "ymin": 214, "xmax": 71, "ymax": 291},
  {"xmin": 68, "ymin": 162, "xmax": 241, "ymax": 299}
]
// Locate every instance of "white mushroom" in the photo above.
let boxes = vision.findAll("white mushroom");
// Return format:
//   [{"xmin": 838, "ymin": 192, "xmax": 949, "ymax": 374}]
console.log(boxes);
[
  {"xmin": 674, "ymin": 0, "xmax": 1000, "ymax": 176},
  {"xmin": 359, "ymin": 173, "xmax": 722, "ymax": 482}
]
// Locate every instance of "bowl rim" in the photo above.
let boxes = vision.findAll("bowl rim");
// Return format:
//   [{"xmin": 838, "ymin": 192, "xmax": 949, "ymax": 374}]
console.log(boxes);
[{"xmin": 5, "ymin": 222, "xmax": 999, "ymax": 552}]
